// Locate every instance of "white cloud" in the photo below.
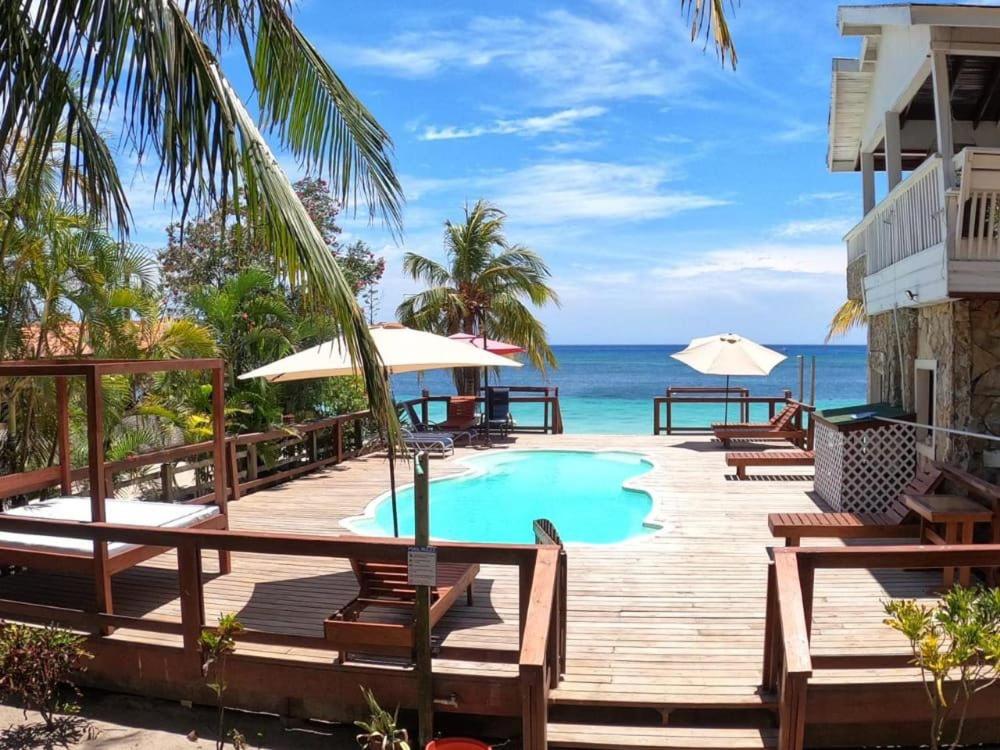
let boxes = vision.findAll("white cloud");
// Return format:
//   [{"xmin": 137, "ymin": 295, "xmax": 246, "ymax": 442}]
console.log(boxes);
[
  {"xmin": 651, "ymin": 244, "xmax": 844, "ymax": 281},
  {"xmin": 774, "ymin": 217, "xmax": 854, "ymax": 238},
  {"xmin": 485, "ymin": 161, "xmax": 727, "ymax": 225},
  {"xmin": 421, "ymin": 106, "xmax": 606, "ymax": 141},
  {"xmin": 330, "ymin": 4, "xmax": 701, "ymax": 105},
  {"xmin": 771, "ymin": 120, "xmax": 826, "ymax": 143},
  {"xmin": 792, "ymin": 191, "xmax": 854, "ymax": 205}
]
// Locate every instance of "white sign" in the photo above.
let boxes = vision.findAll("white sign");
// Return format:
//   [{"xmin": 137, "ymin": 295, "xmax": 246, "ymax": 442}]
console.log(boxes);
[{"xmin": 407, "ymin": 546, "xmax": 437, "ymax": 587}]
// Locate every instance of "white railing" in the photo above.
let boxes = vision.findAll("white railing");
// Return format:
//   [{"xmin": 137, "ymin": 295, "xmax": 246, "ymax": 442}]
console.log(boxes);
[
  {"xmin": 844, "ymin": 155, "xmax": 945, "ymax": 275},
  {"xmin": 953, "ymin": 148, "xmax": 1000, "ymax": 261}
]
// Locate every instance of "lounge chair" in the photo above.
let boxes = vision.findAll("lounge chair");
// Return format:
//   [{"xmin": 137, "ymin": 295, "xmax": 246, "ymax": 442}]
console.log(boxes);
[
  {"xmin": 726, "ymin": 449, "xmax": 815, "ymax": 479},
  {"xmin": 712, "ymin": 402, "xmax": 797, "ymax": 430},
  {"xmin": 401, "ymin": 428, "xmax": 455, "ymax": 457},
  {"xmin": 713, "ymin": 402, "xmax": 806, "ymax": 447},
  {"xmin": 485, "ymin": 387, "xmax": 512, "ymax": 437},
  {"xmin": 768, "ymin": 467, "xmax": 944, "ymax": 546},
  {"xmin": 438, "ymin": 396, "xmax": 480, "ymax": 432},
  {"xmin": 398, "ymin": 400, "xmax": 475, "ymax": 444},
  {"xmin": 325, "ymin": 558, "xmax": 479, "ymax": 663}
]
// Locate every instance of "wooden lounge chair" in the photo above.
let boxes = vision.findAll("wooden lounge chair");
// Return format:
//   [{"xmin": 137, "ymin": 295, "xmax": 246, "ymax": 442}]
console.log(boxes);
[
  {"xmin": 325, "ymin": 558, "xmax": 479, "ymax": 663},
  {"xmin": 713, "ymin": 403, "xmax": 806, "ymax": 447},
  {"xmin": 726, "ymin": 449, "xmax": 815, "ymax": 479},
  {"xmin": 438, "ymin": 396, "xmax": 479, "ymax": 432},
  {"xmin": 768, "ymin": 467, "xmax": 944, "ymax": 546},
  {"xmin": 712, "ymin": 402, "xmax": 796, "ymax": 430}
]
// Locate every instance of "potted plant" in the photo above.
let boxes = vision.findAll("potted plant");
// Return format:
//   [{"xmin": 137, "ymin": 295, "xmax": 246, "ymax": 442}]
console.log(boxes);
[{"xmin": 355, "ymin": 687, "xmax": 410, "ymax": 750}]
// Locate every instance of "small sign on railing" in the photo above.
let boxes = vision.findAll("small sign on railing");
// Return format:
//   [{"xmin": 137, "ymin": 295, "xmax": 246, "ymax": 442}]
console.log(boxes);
[{"xmin": 407, "ymin": 545, "xmax": 437, "ymax": 586}]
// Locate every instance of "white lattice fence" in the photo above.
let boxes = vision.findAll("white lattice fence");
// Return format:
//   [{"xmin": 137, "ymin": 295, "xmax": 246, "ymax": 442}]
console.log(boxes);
[{"xmin": 814, "ymin": 419, "xmax": 917, "ymax": 513}]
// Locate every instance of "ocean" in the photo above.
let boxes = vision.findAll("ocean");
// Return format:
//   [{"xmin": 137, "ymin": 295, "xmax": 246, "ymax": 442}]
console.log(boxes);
[{"xmin": 391, "ymin": 344, "xmax": 868, "ymax": 435}]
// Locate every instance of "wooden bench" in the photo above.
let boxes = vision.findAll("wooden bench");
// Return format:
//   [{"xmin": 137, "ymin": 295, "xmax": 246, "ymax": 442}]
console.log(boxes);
[
  {"xmin": 726, "ymin": 450, "xmax": 815, "ymax": 480},
  {"xmin": 768, "ymin": 467, "xmax": 944, "ymax": 546}
]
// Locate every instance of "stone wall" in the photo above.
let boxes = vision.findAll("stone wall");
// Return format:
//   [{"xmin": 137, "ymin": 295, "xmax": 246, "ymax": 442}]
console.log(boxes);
[
  {"xmin": 866, "ymin": 308, "xmax": 917, "ymax": 406},
  {"xmin": 846, "ymin": 257, "xmax": 865, "ymax": 302},
  {"xmin": 916, "ymin": 302, "xmax": 970, "ymax": 466},
  {"xmin": 969, "ymin": 300, "xmax": 1000, "ymax": 472}
]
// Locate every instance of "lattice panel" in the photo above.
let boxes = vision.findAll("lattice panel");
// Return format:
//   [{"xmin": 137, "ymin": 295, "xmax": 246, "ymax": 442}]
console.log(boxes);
[{"xmin": 814, "ymin": 420, "xmax": 916, "ymax": 513}]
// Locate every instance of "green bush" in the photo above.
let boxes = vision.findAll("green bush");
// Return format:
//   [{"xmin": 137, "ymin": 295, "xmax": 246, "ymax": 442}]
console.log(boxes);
[
  {"xmin": 0, "ymin": 622, "xmax": 91, "ymax": 727},
  {"xmin": 884, "ymin": 586, "xmax": 1000, "ymax": 750}
]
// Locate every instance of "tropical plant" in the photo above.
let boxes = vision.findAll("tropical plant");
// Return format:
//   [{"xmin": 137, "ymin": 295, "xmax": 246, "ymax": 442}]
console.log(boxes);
[
  {"xmin": 158, "ymin": 178, "xmax": 385, "ymax": 314},
  {"xmin": 826, "ymin": 299, "xmax": 867, "ymax": 342},
  {"xmin": 681, "ymin": 0, "xmax": 738, "ymax": 68},
  {"xmin": 354, "ymin": 687, "xmax": 411, "ymax": 750},
  {"xmin": 396, "ymin": 200, "xmax": 560, "ymax": 395},
  {"xmin": 0, "ymin": 0, "xmax": 403, "ymax": 442},
  {"xmin": 884, "ymin": 586, "xmax": 1000, "ymax": 750},
  {"xmin": 200, "ymin": 613, "xmax": 245, "ymax": 750},
  {"xmin": 0, "ymin": 622, "xmax": 92, "ymax": 728}
]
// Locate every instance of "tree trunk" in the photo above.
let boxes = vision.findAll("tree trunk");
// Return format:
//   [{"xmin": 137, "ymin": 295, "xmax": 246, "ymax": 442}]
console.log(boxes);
[{"xmin": 453, "ymin": 367, "xmax": 480, "ymax": 396}]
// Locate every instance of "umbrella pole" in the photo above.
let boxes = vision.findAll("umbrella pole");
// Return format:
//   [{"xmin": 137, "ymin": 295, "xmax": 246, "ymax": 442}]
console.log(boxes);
[
  {"xmin": 724, "ymin": 375, "xmax": 730, "ymax": 426},
  {"xmin": 388, "ymin": 440, "xmax": 399, "ymax": 537}
]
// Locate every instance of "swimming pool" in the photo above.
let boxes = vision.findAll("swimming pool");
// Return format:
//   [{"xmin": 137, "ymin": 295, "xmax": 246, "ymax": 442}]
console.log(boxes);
[{"xmin": 344, "ymin": 450, "xmax": 657, "ymax": 544}]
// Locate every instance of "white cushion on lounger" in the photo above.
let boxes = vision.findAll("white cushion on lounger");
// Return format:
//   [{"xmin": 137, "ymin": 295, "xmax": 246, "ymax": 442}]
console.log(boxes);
[{"xmin": 0, "ymin": 497, "xmax": 219, "ymax": 555}]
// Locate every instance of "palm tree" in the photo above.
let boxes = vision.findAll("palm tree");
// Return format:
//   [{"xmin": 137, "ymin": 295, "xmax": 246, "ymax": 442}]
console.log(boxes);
[
  {"xmin": 0, "ymin": 1, "xmax": 403, "ymax": 436},
  {"xmin": 397, "ymin": 200, "xmax": 559, "ymax": 395}
]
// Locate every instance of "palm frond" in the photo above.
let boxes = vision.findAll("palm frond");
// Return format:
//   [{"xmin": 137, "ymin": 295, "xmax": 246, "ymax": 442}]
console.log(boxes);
[
  {"xmin": 680, "ymin": 0, "xmax": 738, "ymax": 69},
  {"xmin": 826, "ymin": 299, "xmax": 867, "ymax": 343}
]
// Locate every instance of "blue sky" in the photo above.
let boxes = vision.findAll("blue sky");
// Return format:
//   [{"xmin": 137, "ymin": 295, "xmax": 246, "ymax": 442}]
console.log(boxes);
[{"xmin": 122, "ymin": 1, "xmax": 944, "ymax": 345}]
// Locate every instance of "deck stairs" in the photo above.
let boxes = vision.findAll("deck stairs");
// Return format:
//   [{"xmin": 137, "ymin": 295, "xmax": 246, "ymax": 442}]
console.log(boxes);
[{"xmin": 545, "ymin": 690, "xmax": 779, "ymax": 749}]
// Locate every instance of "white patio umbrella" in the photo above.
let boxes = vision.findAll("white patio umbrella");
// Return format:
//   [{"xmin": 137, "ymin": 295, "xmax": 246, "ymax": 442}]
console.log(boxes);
[
  {"xmin": 670, "ymin": 333, "xmax": 786, "ymax": 425},
  {"xmin": 240, "ymin": 323, "xmax": 522, "ymax": 535}
]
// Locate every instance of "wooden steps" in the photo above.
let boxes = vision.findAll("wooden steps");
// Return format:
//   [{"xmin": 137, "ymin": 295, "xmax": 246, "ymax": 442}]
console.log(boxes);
[{"xmin": 548, "ymin": 723, "xmax": 778, "ymax": 749}]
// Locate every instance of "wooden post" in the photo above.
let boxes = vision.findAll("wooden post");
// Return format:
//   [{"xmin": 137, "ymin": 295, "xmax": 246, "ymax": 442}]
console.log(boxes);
[
  {"xmin": 520, "ymin": 662, "xmax": 547, "ymax": 750},
  {"xmin": 85, "ymin": 368, "xmax": 113, "ymax": 622},
  {"xmin": 413, "ymin": 451, "xmax": 434, "ymax": 746},
  {"xmin": 885, "ymin": 111, "xmax": 903, "ymax": 190},
  {"xmin": 761, "ymin": 562, "xmax": 780, "ymax": 692},
  {"xmin": 177, "ymin": 541, "xmax": 206, "ymax": 676},
  {"xmin": 210, "ymin": 365, "xmax": 231, "ymax": 574},
  {"xmin": 931, "ymin": 50, "xmax": 956, "ymax": 189},
  {"xmin": 55, "ymin": 376, "xmax": 72, "ymax": 494},
  {"xmin": 653, "ymin": 399, "xmax": 660, "ymax": 436},
  {"xmin": 160, "ymin": 462, "xmax": 174, "ymax": 503},
  {"xmin": 861, "ymin": 151, "xmax": 876, "ymax": 215},
  {"xmin": 246, "ymin": 443, "xmax": 258, "ymax": 481},
  {"xmin": 519, "ymin": 555, "xmax": 536, "ymax": 648},
  {"xmin": 421, "ymin": 389, "xmax": 430, "ymax": 428},
  {"xmin": 308, "ymin": 430, "xmax": 319, "ymax": 464},
  {"xmin": 226, "ymin": 440, "xmax": 241, "ymax": 504},
  {"xmin": 335, "ymin": 420, "xmax": 344, "ymax": 463}
]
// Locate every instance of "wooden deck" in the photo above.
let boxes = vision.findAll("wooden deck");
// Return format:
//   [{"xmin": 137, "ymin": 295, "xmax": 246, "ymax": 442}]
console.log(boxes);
[{"xmin": 0, "ymin": 434, "xmax": 965, "ymax": 747}]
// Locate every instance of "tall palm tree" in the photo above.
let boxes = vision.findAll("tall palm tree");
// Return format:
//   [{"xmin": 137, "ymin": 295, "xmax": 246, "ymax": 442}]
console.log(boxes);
[
  {"xmin": 397, "ymin": 200, "xmax": 559, "ymax": 395},
  {"xmin": 0, "ymin": 0, "xmax": 404, "ymax": 435}
]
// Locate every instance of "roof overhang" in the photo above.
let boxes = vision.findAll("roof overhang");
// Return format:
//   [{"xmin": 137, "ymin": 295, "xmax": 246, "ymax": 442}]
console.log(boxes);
[
  {"xmin": 840, "ymin": 4, "xmax": 1000, "ymax": 36},
  {"xmin": 828, "ymin": 58, "xmax": 873, "ymax": 172}
]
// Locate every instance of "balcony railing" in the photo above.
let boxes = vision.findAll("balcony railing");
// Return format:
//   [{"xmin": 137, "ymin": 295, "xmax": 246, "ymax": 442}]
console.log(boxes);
[
  {"xmin": 845, "ymin": 154, "xmax": 945, "ymax": 274},
  {"xmin": 953, "ymin": 148, "xmax": 1000, "ymax": 261}
]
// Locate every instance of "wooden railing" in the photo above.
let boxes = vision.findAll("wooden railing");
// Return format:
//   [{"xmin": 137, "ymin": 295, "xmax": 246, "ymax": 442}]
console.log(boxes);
[
  {"xmin": 845, "ymin": 154, "xmax": 945, "ymax": 274},
  {"xmin": 652, "ymin": 389, "xmax": 794, "ymax": 435},
  {"xmin": 404, "ymin": 386, "xmax": 564, "ymax": 435},
  {"xmin": 953, "ymin": 147, "xmax": 1000, "ymax": 261},
  {"xmin": 1, "ymin": 411, "xmax": 376, "ymax": 507},
  {"xmin": 0, "ymin": 515, "xmax": 566, "ymax": 750},
  {"xmin": 762, "ymin": 544, "xmax": 1000, "ymax": 750}
]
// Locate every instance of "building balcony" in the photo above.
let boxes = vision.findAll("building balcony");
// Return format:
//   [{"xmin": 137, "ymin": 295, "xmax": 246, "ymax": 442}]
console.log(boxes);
[{"xmin": 845, "ymin": 147, "xmax": 1000, "ymax": 314}]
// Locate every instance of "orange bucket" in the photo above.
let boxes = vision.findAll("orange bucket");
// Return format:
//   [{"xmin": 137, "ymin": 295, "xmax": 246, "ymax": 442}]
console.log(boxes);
[{"xmin": 425, "ymin": 740, "xmax": 491, "ymax": 750}]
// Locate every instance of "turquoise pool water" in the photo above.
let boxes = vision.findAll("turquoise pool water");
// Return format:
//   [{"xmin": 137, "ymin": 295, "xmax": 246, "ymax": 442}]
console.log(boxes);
[{"xmin": 346, "ymin": 450, "xmax": 656, "ymax": 544}]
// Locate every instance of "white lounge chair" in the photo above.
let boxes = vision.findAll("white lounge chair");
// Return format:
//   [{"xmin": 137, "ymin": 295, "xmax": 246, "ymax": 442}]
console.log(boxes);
[{"xmin": 401, "ymin": 428, "xmax": 455, "ymax": 457}]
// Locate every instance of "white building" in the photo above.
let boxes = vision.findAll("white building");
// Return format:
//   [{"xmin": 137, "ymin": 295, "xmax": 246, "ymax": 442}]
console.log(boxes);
[{"xmin": 831, "ymin": 3, "xmax": 1000, "ymax": 467}]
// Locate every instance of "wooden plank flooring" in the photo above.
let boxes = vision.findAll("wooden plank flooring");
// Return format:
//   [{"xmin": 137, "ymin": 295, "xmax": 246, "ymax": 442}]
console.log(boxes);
[{"xmin": 0, "ymin": 434, "xmax": 938, "ymax": 710}]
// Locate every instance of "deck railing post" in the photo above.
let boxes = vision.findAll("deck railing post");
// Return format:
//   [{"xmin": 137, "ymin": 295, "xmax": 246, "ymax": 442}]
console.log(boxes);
[
  {"xmin": 160, "ymin": 462, "xmax": 174, "ymax": 503},
  {"xmin": 778, "ymin": 669, "xmax": 808, "ymax": 750},
  {"xmin": 519, "ymin": 556, "xmax": 536, "ymax": 648},
  {"xmin": 762, "ymin": 561, "xmax": 781, "ymax": 692},
  {"xmin": 335, "ymin": 420, "xmax": 344, "ymax": 463},
  {"xmin": 520, "ymin": 663, "xmax": 547, "ymax": 750},
  {"xmin": 421, "ymin": 389, "xmax": 430, "ymax": 428},
  {"xmin": 245, "ymin": 443, "xmax": 258, "ymax": 481},
  {"xmin": 177, "ymin": 541, "xmax": 205, "ymax": 677}
]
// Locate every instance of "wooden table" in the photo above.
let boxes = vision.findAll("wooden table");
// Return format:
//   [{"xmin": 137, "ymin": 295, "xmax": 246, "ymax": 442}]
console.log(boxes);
[{"xmin": 903, "ymin": 493, "xmax": 994, "ymax": 587}]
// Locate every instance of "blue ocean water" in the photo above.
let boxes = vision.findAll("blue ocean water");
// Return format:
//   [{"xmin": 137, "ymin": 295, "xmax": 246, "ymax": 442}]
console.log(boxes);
[
  {"xmin": 391, "ymin": 344, "xmax": 868, "ymax": 435},
  {"xmin": 347, "ymin": 450, "xmax": 655, "ymax": 544}
]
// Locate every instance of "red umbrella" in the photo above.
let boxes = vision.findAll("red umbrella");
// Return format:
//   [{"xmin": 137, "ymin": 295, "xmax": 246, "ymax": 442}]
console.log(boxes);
[{"xmin": 448, "ymin": 333, "xmax": 525, "ymax": 356}]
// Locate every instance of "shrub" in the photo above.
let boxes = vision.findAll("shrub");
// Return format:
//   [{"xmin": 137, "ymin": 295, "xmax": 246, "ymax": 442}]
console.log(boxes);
[
  {"xmin": 884, "ymin": 586, "xmax": 1000, "ymax": 750},
  {"xmin": 0, "ymin": 622, "xmax": 91, "ymax": 727},
  {"xmin": 355, "ymin": 687, "xmax": 410, "ymax": 750},
  {"xmin": 200, "ymin": 613, "xmax": 244, "ymax": 750}
]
